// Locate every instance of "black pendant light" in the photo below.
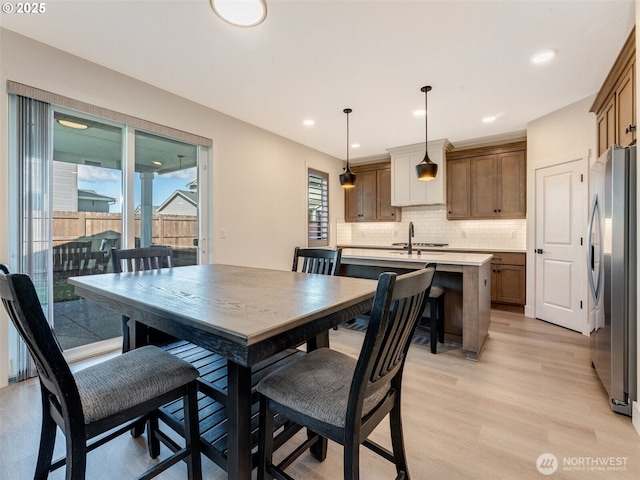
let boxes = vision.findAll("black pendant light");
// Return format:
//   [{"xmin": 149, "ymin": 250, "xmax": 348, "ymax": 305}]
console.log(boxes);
[
  {"xmin": 415, "ymin": 86, "xmax": 438, "ymax": 181},
  {"xmin": 339, "ymin": 108, "xmax": 356, "ymax": 189}
]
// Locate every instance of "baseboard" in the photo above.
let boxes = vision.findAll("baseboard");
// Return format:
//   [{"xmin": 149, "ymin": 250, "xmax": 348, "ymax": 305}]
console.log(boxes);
[
  {"xmin": 633, "ymin": 401, "xmax": 640, "ymax": 437},
  {"xmin": 524, "ymin": 304, "xmax": 534, "ymax": 318}
]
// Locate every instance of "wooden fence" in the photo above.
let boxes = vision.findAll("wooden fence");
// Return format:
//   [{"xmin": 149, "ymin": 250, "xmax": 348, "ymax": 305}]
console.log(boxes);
[{"xmin": 53, "ymin": 211, "xmax": 197, "ymax": 248}]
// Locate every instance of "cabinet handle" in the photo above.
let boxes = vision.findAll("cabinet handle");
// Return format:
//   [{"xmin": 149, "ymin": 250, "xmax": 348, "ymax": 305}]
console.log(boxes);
[
  {"xmin": 448, "ymin": 211, "xmax": 452, "ymax": 214},
  {"xmin": 626, "ymin": 124, "xmax": 637, "ymax": 134},
  {"xmin": 494, "ymin": 209, "xmax": 497, "ymax": 213}
]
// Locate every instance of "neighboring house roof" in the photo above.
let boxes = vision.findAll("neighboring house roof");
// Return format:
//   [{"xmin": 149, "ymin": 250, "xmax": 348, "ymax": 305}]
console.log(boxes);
[
  {"xmin": 134, "ymin": 205, "xmax": 160, "ymax": 214},
  {"xmin": 78, "ymin": 189, "xmax": 115, "ymax": 204},
  {"xmin": 157, "ymin": 190, "xmax": 198, "ymax": 213},
  {"xmin": 187, "ymin": 179, "xmax": 197, "ymax": 190}
]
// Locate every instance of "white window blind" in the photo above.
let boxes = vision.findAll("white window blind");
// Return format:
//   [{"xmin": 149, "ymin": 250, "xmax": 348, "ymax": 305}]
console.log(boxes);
[{"xmin": 308, "ymin": 169, "xmax": 329, "ymax": 247}]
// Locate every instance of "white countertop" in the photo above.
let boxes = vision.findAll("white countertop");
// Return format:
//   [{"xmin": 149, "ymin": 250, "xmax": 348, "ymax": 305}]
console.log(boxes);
[
  {"xmin": 339, "ymin": 244, "xmax": 525, "ymax": 254},
  {"xmin": 341, "ymin": 248, "xmax": 493, "ymax": 266}
]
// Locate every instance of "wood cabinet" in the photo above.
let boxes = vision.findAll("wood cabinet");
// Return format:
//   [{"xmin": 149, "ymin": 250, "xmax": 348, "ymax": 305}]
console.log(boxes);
[
  {"xmin": 592, "ymin": 27, "xmax": 635, "ymax": 156},
  {"xmin": 345, "ymin": 162, "xmax": 401, "ymax": 222},
  {"xmin": 446, "ymin": 142, "xmax": 526, "ymax": 220},
  {"xmin": 387, "ymin": 139, "xmax": 451, "ymax": 206},
  {"xmin": 446, "ymin": 157, "xmax": 471, "ymax": 218},
  {"xmin": 490, "ymin": 252, "xmax": 526, "ymax": 305}
]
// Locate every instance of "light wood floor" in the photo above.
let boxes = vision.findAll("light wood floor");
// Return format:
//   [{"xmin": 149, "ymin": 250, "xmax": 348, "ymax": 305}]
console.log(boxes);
[{"xmin": 1, "ymin": 310, "xmax": 639, "ymax": 479}]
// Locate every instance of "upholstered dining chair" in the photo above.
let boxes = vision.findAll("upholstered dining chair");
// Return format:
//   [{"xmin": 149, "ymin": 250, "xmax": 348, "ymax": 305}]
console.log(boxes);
[
  {"xmin": 110, "ymin": 246, "xmax": 174, "ymax": 352},
  {"xmin": 0, "ymin": 270, "xmax": 202, "ymax": 480},
  {"xmin": 257, "ymin": 265, "xmax": 435, "ymax": 480},
  {"xmin": 291, "ymin": 247, "xmax": 342, "ymax": 275}
]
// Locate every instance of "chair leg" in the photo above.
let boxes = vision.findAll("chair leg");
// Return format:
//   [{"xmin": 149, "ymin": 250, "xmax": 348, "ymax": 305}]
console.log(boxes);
[
  {"xmin": 34, "ymin": 394, "xmax": 56, "ymax": 479},
  {"xmin": 183, "ymin": 383, "xmax": 202, "ymax": 480},
  {"xmin": 344, "ymin": 434, "xmax": 360, "ymax": 480},
  {"xmin": 258, "ymin": 396, "xmax": 275, "ymax": 480},
  {"xmin": 429, "ymin": 299, "xmax": 438, "ymax": 354},
  {"xmin": 121, "ymin": 316, "xmax": 130, "ymax": 353},
  {"xmin": 389, "ymin": 396, "xmax": 410, "ymax": 480},
  {"xmin": 65, "ymin": 427, "xmax": 88, "ymax": 480},
  {"xmin": 437, "ymin": 295, "xmax": 445, "ymax": 344},
  {"xmin": 146, "ymin": 414, "xmax": 160, "ymax": 459}
]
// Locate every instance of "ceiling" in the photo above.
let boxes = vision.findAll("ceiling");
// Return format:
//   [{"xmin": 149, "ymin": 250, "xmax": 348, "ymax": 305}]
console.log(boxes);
[{"xmin": 2, "ymin": 1, "xmax": 635, "ymax": 161}]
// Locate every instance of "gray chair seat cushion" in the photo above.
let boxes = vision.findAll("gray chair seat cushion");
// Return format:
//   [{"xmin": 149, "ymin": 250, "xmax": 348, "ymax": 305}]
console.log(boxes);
[
  {"xmin": 74, "ymin": 345, "xmax": 199, "ymax": 423},
  {"xmin": 257, "ymin": 347, "xmax": 390, "ymax": 428},
  {"xmin": 429, "ymin": 285, "xmax": 444, "ymax": 298}
]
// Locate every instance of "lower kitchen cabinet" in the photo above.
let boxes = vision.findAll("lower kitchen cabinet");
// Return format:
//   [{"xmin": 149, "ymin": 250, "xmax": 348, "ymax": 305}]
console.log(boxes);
[{"xmin": 490, "ymin": 252, "xmax": 526, "ymax": 306}]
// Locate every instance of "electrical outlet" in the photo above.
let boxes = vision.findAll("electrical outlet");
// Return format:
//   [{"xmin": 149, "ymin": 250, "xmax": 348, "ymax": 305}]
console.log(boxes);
[
  {"xmin": 462, "ymin": 230, "xmax": 468, "ymax": 238},
  {"xmin": 511, "ymin": 230, "xmax": 516, "ymax": 239},
  {"xmin": 220, "ymin": 228, "xmax": 227, "ymax": 239}
]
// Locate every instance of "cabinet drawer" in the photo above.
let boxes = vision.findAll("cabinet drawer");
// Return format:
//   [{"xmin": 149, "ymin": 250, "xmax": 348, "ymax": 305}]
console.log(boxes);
[{"xmin": 491, "ymin": 252, "xmax": 525, "ymax": 266}]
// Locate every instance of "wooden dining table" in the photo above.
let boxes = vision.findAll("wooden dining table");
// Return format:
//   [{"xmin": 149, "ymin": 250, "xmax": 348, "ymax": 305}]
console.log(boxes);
[{"xmin": 69, "ymin": 263, "xmax": 377, "ymax": 479}]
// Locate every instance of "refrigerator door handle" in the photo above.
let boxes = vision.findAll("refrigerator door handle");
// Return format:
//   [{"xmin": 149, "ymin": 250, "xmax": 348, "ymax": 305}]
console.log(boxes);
[{"xmin": 587, "ymin": 194, "xmax": 603, "ymax": 304}]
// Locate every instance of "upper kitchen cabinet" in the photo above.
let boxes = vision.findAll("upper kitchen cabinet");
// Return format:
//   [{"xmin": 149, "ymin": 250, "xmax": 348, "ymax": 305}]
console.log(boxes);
[
  {"xmin": 592, "ymin": 27, "xmax": 635, "ymax": 156},
  {"xmin": 446, "ymin": 141, "xmax": 527, "ymax": 220},
  {"xmin": 387, "ymin": 139, "xmax": 451, "ymax": 207},
  {"xmin": 344, "ymin": 162, "xmax": 401, "ymax": 222}
]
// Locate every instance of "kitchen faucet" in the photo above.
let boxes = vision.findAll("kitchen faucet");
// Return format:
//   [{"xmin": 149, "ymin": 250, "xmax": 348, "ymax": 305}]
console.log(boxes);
[{"xmin": 408, "ymin": 222, "xmax": 414, "ymax": 254}]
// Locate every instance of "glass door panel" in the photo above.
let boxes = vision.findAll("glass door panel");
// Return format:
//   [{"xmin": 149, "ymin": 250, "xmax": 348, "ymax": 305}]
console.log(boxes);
[
  {"xmin": 134, "ymin": 131, "xmax": 198, "ymax": 266},
  {"xmin": 52, "ymin": 111, "xmax": 123, "ymax": 349}
]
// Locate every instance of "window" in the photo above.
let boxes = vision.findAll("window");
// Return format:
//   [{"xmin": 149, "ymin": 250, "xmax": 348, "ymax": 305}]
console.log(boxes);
[{"xmin": 308, "ymin": 169, "xmax": 329, "ymax": 247}]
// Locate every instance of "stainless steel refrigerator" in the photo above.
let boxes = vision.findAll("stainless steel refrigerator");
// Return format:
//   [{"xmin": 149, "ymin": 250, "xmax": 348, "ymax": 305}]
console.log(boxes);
[{"xmin": 587, "ymin": 145, "xmax": 637, "ymax": 416}]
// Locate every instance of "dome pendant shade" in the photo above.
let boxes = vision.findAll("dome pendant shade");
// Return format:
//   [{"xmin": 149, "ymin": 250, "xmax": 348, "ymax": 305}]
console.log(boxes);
[
  {"xmin": 416, "ymin": 154, "xmax": 438, "ymax": 181},
  {"xmin": 339, "ymin": 168, "xmax": 356, "ymax": 188},
  {"xmin": 416, "ymin": 85, "xmax": 438, "ymax": 182},
  {"xmin": 340, "ymin": 108, "xmax": 356, "ymax": 189}
]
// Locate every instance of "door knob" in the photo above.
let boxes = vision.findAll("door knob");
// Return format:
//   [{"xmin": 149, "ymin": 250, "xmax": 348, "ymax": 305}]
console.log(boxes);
[{"xmin": 535, "ymin": 248, "xmax": 544, "ymax": 254}]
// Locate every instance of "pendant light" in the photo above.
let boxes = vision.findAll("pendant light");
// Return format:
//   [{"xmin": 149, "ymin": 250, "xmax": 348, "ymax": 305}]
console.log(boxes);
[
  {"xmin": 339, "ymin": 108, "xmax": 356, "ymax": 189},
  {"xmin": 415, "ymin": 85, "xmax": 438, "ymax": 181}
]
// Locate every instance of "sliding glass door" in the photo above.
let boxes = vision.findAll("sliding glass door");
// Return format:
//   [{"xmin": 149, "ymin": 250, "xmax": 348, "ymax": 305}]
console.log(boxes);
[{"xmin": 10, "ymin": 103, "xmax": 205, "ymax": 362}]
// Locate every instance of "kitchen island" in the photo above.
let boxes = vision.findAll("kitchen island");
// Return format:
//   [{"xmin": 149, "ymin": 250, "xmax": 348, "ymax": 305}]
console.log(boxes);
[{"xmin": 339, "ymin": 248, "xmax": 493, "ymax": 361}]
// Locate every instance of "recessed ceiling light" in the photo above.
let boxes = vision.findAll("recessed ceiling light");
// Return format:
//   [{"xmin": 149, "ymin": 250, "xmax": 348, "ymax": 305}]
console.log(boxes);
[
  {"xmin": 303, "ymin": 119, "xmax": 315, "ymax": 126},
  {"xmin": 57, "ymin": 119, "xmax": 88, "ymax": 130},
  {"xmin": 531, "ymin": 49, "xmax": 557, "ymax": 64},
  {"xmin": 482, "ymin": 116, "xmax": 497, "ymax": 123},
  {"xmin": 413, "ymin": 109, "xmax": 426, "ymax": 117},
  {"xmin": 153, "ymin": 161, "xmax": 162, "ymax": 166},
  {"xmin": 210, "ymin": 0, "xmax": 267, "ymax": 27},
  {"xmin": 351, "ymin": 143, "xmax": 360, "ymax": 149}
]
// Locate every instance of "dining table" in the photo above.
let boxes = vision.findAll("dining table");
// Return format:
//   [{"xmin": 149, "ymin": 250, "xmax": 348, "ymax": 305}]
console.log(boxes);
[{"xmin": 68, "ymin": 263, "xmax": 377, "ymax": 479}]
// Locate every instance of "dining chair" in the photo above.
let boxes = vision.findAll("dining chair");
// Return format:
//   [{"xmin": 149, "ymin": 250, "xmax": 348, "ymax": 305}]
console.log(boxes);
[
  {"xmin": 110, "ymin": 246, "xmax": 175, "ymax": 352},
  {"xmin": 257, "ymin": 265, "xmax": 435, "ymax": 480},
  {"xmin": 0, "ymin": 270, "xmax": 202, "ymax": 480},
  {"xmin": 292, "ymin": 247, "xmax": 342, "ymax": 275}
]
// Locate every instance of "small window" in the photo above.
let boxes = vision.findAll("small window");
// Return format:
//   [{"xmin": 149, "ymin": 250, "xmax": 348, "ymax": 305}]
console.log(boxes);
[{"xmin": 308, "ymin": 169, "xmax": 329, "ymax": 247}]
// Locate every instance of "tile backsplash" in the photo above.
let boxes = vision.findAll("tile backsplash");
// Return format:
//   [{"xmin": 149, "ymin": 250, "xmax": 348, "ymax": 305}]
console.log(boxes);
[{"xmin": 337, "ymin": 205, "xmax": 526, "ymax": 250}]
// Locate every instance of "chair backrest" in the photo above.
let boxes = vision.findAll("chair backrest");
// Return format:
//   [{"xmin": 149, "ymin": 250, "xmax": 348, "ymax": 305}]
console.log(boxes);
[
  {"xmin": 349, "ymin": 265, "xmax": 435, "ymax": 421},
  {"xmin": 111, "ymin": 246, "xmax": 174, "ymax": 273},
  {"xmin": 0, "ymin": 272, "xmax": 81, "ymax": 419},
  {"xmin": 292, "ymin": 247, "xmax": 342, "ymax": 275},
  {"xmin": 53, "ymin": 241, "xmax": 92, "ymax": 276}
]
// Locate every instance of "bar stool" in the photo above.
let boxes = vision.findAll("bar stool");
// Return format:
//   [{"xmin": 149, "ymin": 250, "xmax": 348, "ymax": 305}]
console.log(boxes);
[{"xmin": 429, "ymin": 285, "xmax": 445, "ymax": 354}]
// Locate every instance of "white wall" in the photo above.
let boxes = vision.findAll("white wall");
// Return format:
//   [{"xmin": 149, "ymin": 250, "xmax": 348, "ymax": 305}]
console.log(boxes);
[
  {"xmin": 0, "ymin": 29, "xmax": 345, "ymax": 386},
  {"xmin": 525, "ymin": 95, "xmax": 597, "ymax": 322}
]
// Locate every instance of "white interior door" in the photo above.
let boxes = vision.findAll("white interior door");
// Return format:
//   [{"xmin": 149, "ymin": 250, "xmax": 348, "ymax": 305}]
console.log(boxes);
[{"xmin": 535, "ymin": 160, "xmax": 587, "ymax": 333}]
